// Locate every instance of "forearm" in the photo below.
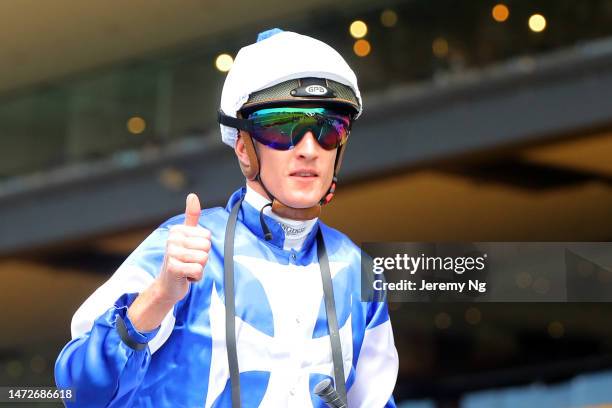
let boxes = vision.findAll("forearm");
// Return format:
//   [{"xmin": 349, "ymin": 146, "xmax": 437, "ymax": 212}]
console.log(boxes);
[{"xmin": 127, "ymin": 279, "xmax": 176, "ymax": 332}]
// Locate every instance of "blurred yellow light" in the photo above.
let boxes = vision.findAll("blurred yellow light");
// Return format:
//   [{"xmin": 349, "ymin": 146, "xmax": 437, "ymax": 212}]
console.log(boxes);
[
  {"xmin": 465, "ymin": 307, "xmax": 482, "ymax": 325},
  {"xmin": 547, "ymin": 321, "xmax": 564, "ymax": 338},
  {"xmin": 6, "ymin": 360, "xmax": 23, "ymax": 378},
  {"xmin": 492, "ymin": 4, "xmax": 510, "ymax": 22},
  {"xmin": 515, "ymin": 271, "xmax": 533, "ymax": 288},
  {"xmin": 529, "ymin": 14, "xmax": 546, "ymax": 32},
  {"xmin": 532, "ymin": 277, "xmax": 550, "ymax": 294},
  {"xmin": 432, "ymin": 37, "xmax": 449, "ymax": 58},
  {"xmin": 434, "ymin": 312, "xmax": 451, "ymax": 329},
  {"xmin": 215, "ymin": 53, "xmax": 233, "ymax": 72},
  {"xmin": 380, "ymin": 9, "xmax": 398, "ymax": 27},
  {"xmin": 353, "ymin": 39, "xmax": 371, "ymax": 57},
  {"xmin": 127, "ymin": 116, "xmax": 146, "ymax": 135},
  {"xmin": 159, "ymin": 167, "xmax": 187, "ymax": 191},
  {"xmin": 349, "ymin": 20, "xmax": 368, "ymax": 39}
]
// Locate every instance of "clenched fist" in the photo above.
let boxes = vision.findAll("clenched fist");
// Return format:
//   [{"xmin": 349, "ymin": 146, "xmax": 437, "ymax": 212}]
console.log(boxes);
[
  {"xmin": 157, "ymin": 193, "xmax": 212, "ymax": 304},
  {"xmin": 128, "ymin": 193, "xmax": 212, "ymax": 332}
]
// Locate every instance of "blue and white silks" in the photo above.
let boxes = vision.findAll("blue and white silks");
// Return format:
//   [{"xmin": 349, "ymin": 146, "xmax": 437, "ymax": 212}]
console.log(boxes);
[{"xmin": 55, "ymin": 187, "xmax": 399, "ymax": 407}]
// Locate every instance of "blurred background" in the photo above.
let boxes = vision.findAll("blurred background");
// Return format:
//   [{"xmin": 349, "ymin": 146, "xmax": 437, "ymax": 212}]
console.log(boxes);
[{"xmin": 1, "ymin": 0, "xmax": 612, "ymax": 406}]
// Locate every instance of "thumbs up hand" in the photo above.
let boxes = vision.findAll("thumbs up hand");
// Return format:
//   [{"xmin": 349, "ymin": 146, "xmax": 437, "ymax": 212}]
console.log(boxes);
[{"xmin": 157, "ymin": 193, "xmax": 212, "ymax": 304}]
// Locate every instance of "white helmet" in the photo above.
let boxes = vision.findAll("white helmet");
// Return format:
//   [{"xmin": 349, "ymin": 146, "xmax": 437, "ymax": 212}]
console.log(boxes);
[{"xmin": 219, "ymin": 28, "xmax": 362, "ymax": 148}]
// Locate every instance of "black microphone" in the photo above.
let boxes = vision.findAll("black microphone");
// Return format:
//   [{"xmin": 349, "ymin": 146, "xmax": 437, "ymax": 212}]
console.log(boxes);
[
  {"xmin": 259, "ymin": 203, "xmax": 273, "ymax": 241},
  {"xmin": 314, "ymin": 379, "xmax": 347, "ymax": 408}
]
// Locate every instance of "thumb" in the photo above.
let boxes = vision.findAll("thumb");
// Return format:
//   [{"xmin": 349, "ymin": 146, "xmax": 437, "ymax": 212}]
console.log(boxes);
[{"xmin": 184, "ymin": 193, "xmax": 201, "ymax": 227}]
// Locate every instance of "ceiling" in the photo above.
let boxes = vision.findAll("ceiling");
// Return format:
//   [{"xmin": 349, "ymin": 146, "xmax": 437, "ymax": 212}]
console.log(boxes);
[{"xmin": 0, "ymin": 0, "xmax": 365, "ymax": 94}]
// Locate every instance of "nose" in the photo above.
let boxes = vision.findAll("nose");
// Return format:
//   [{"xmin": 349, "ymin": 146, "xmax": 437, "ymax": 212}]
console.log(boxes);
[{"xmin": 294, "ymin": 130, "xmax": 320, "ymax": 159}]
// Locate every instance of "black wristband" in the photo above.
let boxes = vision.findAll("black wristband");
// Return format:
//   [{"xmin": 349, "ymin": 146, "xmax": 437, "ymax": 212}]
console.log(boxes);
[{"xmin": 116, "ymin": 314, "xmax": 148, "ymax": 351}]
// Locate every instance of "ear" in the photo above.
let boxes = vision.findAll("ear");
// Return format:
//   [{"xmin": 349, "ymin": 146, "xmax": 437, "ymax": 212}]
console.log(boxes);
[
  {"xmin": 234, "ymin": 131, "xmax": 259, "ymax": 180},
  {"xmin": 234, "ymin": 131, "xmax": 250, "ymax": 169}
]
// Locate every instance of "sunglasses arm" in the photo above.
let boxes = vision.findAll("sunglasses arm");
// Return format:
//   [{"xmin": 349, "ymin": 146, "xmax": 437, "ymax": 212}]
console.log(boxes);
[{"xmin": 217, "ymin": 110, "xmax": 255, "ymax": 132}]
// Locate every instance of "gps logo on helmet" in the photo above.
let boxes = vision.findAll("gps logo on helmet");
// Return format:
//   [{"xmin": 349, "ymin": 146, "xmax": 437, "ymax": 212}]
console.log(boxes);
[{"xmin": 305, "ymin": 85, "xmax": 328, "ymax": 95}]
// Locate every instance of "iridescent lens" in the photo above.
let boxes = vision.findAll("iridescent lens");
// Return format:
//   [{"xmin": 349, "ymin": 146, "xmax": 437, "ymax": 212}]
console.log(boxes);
[
  {"xmin": 247, "ymin": 107, "xmax": 351, "ymax": 150},
  {"xmin": 318, "ymin": 115, "xmax": 350, "ymax": 149}
]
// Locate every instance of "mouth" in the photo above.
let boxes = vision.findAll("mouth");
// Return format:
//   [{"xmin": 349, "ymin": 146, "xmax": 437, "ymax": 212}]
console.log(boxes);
[{"xmin": 289, "ymin": 169, "xmax": 319, "ymax": 178}]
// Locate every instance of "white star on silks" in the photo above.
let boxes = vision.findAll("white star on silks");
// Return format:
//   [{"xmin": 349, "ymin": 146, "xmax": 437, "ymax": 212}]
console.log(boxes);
[{"xmin": 204, "ymin": 255, "xmax": 353, "ymax": 408}]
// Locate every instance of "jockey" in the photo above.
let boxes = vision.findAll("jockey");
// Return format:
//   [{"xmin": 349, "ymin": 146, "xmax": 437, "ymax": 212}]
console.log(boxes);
[{"xmin": 55, "ymin": 28, "xmax": 398, "ymax": 407}]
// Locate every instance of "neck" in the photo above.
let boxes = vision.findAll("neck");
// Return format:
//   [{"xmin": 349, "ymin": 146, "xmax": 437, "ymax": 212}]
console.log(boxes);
[
  {"xmin": 245, "ymin": 179, "xmax": 269, "ymax": 201},
  {"xmin": 244, "ymin": 185, "xmax": 317, "ymax": 251}
]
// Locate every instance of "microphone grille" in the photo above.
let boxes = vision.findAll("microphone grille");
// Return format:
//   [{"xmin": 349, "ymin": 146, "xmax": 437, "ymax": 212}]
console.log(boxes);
[{"xmin": 314, "ymin": 379, "xmax": 333, "ymax": 395}]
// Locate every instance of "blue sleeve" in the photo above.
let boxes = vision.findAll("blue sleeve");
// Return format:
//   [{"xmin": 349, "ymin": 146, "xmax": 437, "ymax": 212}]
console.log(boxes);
[
  {"xmin": 54, "ymin": 293, "xmax": 160, "ymax": 407},
  {"xmin": 369, "ymin": 300, "xmax": 398, "ymax": 408}
]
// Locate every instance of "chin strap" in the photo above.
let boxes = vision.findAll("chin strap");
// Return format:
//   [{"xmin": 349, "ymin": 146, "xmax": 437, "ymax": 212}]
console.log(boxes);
[{"xmin": 239, "ymin": 130, "xmax": 345, "ymax": 240}]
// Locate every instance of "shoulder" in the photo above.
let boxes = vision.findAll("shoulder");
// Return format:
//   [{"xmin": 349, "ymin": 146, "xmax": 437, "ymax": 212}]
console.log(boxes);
[{"xmin": 319, "ymin": 221, "xmax": 361, "ymax": 259}]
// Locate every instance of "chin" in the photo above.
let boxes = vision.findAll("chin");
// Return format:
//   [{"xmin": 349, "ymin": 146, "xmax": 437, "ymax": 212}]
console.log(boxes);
[{"xmin": 281, "ymin": 190, "xmax": 322, "ymax": 209}]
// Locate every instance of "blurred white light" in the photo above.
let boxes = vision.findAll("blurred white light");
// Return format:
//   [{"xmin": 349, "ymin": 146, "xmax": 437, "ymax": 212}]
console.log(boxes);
[
  {"xmin": 215, "ymin": 53, "xmax": 233, "ymax": 72},
  {"xmin": 529, "ymin": 14, "xmax": 547, "ymax": 32},
  {"xmin": 349, "ymin": 20, "xmax": 368, "ymax": 39}
]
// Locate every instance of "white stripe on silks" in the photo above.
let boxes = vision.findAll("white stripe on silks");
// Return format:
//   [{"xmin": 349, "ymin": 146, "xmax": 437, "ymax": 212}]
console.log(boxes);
[
  {"xmin": 70, "ymin": 263, "xmax": 175, "ymax": 354},
  {"xmin": 205, "ymin": 255, "xmax": 353, "ymax": 407},
  {"xmin": 347, "ymin": 319, "xmax": 398, "ymax": 407}
]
